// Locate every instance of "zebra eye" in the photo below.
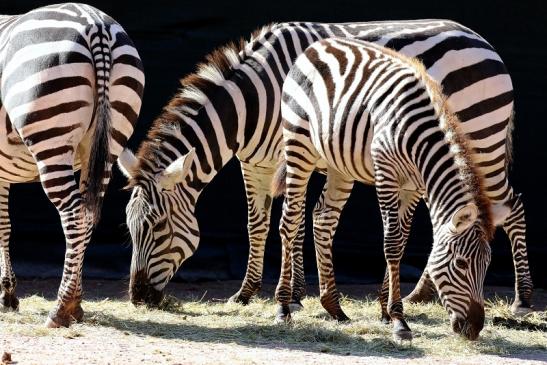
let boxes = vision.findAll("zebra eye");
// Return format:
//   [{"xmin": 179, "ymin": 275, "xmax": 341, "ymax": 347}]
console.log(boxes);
[{"xmin": 455, "ymin": 258, "xmax": 469, "ymax": 270}]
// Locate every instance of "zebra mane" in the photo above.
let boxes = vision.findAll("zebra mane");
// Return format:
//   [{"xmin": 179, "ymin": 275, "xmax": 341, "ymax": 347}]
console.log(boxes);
[
  {"xmin": 131, "ymin": 24, "xmax": 278, "ymax": 183},
  {"xmin": 354, "ymin": 40, "xmax": 495, "ymax": 238},
  {"xmin": 170, "ymin": 22, "xmax": 278, "ymax": 109},
  {"xmin": 408, "ymin": 56, "xmax": 495, "ymax": 240}
]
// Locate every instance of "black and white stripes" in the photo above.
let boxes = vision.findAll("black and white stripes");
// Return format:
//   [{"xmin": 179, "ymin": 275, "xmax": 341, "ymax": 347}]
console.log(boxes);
[
  {"xmin": 119, "ymin": 20, "xmax": 530, "ymax": 314},
  {"xmin": 273, "ymin": 37, "xmax": 510, "ymax": 340},
  {"xmin": 0, "ymin": 3, "xmax": 144, "ymax": 327}
]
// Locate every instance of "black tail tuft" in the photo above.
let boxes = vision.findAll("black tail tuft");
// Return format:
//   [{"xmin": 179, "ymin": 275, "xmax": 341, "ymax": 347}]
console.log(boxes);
[
  {"xmin": 271, "ymin": 159, "xmax": 287, "ymax": 197},
  {"xmin": 85, "ymin": 98, "xmax": 111, "ymax": 226}
]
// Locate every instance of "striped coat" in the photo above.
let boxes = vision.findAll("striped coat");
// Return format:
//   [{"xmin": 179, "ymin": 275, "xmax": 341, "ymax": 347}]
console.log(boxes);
[
  {"xmin": 273, "ymin": 37, "xmax": 511, "ymax": 340},
  {"xmin": 118, "ymin": 20, "xmax": 530, "ymax": 315},
  {"xmin": 0, "ymin": 3, "xmax": 144, "ymax": 327}
]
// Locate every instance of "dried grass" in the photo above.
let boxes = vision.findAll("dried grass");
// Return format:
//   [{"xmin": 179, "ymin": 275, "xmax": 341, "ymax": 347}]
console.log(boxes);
[{"xmin": 1, "ymin": 293, "xmax": 545, "ymax": 358}]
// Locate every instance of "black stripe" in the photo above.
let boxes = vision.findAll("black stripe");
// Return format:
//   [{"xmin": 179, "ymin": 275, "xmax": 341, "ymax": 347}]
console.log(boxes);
[
  {"xmin": 14, "ymin": 100, "xmax": 90, "ymax": 128},
  {"xmin": 26, "ymin": 125, "xmax": 79, "ymax": 145},
  {"xmin": 457, "ymin": 91, "xmax": 513, "ymax": 122},
  {"xmin": 35, "ymin": 145, "xmax": 73, "ymax": 161},
  {"xmin": 2, "ymin": 52, "xmax": 92, "ymax": 92},
  {"xmin": 441, "ymin": 59, "xmax": 508, "ymax": 96},
  {"xmin": 112, "ymin": 76, "xmax": 144, "ymax": 98},
  {"xmin": 466, "ymin": 117, "xmax": 510, "ymax": 140},
  {"xmin": 7, "ymin": 28, "xmax": 88, "ymax": 53},
  {"xmin": 8, "ymin": 76, "xmax": 92, "ymax": 109},
  {"xmin": 112, "ymin": 100, "xmax": 139, "ymax": 125},
  {"xmin": 417, "ymin": 36, "xmax": 494, "ymax": 70}
]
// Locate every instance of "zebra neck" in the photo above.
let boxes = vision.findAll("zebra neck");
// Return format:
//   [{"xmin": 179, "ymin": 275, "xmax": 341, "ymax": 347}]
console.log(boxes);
[
  {"xmin": 157, "ymin": 100, "xmax": 242, "ymax": 193},
  {"xmin": 413, "ymin": 118, "xmax": 490, "ymax": 236}
]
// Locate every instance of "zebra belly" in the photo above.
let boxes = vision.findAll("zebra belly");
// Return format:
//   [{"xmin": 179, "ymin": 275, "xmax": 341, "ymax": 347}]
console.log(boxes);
[{"xmin": 312, "ymin": 126, "xmax": 375, "ymax": 185}]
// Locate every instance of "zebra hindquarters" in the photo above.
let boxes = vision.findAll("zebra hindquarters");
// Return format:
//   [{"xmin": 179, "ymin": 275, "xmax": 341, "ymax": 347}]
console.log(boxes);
[{"xmin": 10, "ymin": 65, "xmax": 96, "ymax": 327}]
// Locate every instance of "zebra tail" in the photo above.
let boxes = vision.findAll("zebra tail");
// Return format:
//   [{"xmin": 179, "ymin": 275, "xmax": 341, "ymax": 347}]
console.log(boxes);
[
  {"xmin": 85, "ymin": 38, "xmax": 112, "ymax": 226},
  {"xmin": 85, "ymin": 96, "xmax": 111, "ymax": 226},
  {"xmin": 271, "ymin": 158, "xmax": 287, "ymax": 197}
]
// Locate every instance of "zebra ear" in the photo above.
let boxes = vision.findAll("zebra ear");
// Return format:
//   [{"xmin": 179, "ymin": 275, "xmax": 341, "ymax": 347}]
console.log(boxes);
[
  {"xmin": 156, "ymin": 148, "xmax": 196, "ymax": 190},
  {"xmin": 449, "ymin": 203, "xmax": 478, "ymax": 234},
  {"xmin": 491, "ymin": 203, "xmax": 511, "ymax": 226},
  {"xmin": 118, "ymin": 149, "xmax": 138, "ymax": 179}
]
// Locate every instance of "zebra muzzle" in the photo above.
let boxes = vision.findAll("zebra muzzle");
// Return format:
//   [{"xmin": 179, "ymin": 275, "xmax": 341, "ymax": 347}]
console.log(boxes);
[
  {"xmin": 450, "ymin": 300, "xmax": 485, "ymax": 340},
  {"xmin": 129, "ymin": 269, "xmax": 165, "ymax": 307}
]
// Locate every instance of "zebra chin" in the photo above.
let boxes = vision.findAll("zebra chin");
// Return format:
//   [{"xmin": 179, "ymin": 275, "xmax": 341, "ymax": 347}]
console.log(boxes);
[
  {"xmin": 129, "ymin": 269, "xmax": 165, "ymax": 307},
  {"xmin": 450, "ymin": 300, "xmax": 485, "ymax": 340}
]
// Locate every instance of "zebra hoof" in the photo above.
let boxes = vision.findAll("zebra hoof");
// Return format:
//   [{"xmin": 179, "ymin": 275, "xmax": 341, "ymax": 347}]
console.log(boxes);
[
  {"xmin": 45, "ymin": 316, "xmax": 69, "ymax": 328},
  {"xmin": 335, "ymin": 311, "xmax": 350, "ymax": 322},
  {"xmin": 273, "ymin": 304, "xmax": 292, "ymax": 324},
  {"xmin": 288, "ymin": 300, "xmax": 304, "ymax": 313},
  {"xmin": 393, "ymin": 329, "xmax": 413, "ymax": 343},
  {"xmin": 46, "ymin": 306, "xmax": 73, "ymax": 328},
  {"xmin": 227, "ymin": 292, "xmax": 251, "ymax": 306},
  {"xmin": 511, "ymin": 301, "xmax": 533, "ymax": 316},
  {"xmin": 392, "ymin": 319, "xmax": 412, "ymax": 342},
  {"xmin": 71, "ymin": 304, "xmax": 84, "ymax": 323},
  {"xmin": 0, "ymin": 292, "xmax": 19, "ymax": 312}
]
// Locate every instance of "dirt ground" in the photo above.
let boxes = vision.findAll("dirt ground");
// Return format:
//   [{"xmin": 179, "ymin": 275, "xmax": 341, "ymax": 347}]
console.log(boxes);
[{"xmin": 1, "ymin": 280, "xmax": 546, "ymax": 365}]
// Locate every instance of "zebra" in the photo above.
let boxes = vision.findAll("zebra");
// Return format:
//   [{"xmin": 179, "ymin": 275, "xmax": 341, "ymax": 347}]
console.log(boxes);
[
  {"xmin": 272, "ymin": 37, "xmax": 511, "ymax": 341},
  {"xmin": 117, "ymin": 20, "xmax": 530, "ymax": 315},
  {"xmin": 0, "ymin": 3, "xmax": 144, "ymax": 327}
]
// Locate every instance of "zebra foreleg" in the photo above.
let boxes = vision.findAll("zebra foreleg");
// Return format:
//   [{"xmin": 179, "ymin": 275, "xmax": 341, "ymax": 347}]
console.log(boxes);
[
  {"xmin": 312, "ymin": 171, "xmax": 353, "ymax": 321},
  {"xmin": 229, "ymin": 164, "xmax": 274, "ymax": 305},
  {"xmin": 0, "ymin": 183, "xmax": 18, "ymax": 312},
  {"xmin": 503, "ymin": 193, "xmax": 533, "ymax": 315},
  {"xmin": 379, "ymin": 191, "xmax": 425, "ymax": 317},
  {"xmin": 374, "ymin": 155, "xmax": 413, "ymax": 341}
]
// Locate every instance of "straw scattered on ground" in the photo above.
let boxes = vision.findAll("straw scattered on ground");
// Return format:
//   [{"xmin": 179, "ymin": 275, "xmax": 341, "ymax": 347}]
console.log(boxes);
[{"xmin": 0, "ymin": 280, "xmax": 545, "ymax": 364}]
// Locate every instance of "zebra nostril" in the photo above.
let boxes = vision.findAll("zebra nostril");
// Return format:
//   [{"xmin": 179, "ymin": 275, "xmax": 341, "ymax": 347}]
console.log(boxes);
[
  {"xmin": 130, "ymin": 269, "xmax": 151, "ymax": 305},
  {"xmin": 466, "ymin": 300, "xmax": 485, "ymax": 337}
]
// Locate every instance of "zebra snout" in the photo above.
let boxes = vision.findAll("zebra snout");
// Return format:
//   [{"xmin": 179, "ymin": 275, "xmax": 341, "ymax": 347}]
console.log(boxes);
[
  {"xmin": 129, "ymin": 270, "xmax": 164, "ymax": 307},
  {"xmin": 450, "ymin": 300, "xmax": 485, "ymax": 340}
]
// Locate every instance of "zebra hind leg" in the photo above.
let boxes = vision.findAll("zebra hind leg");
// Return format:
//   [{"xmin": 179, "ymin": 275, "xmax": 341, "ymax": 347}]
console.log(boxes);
[
  {"xmin": 0, "ymin": 183, "xmax": 18, "ymax": 312},
  {"xmin": 229, "ymin": 164, "xmax": 274, "ymax": 305},
  {"xmin": 36, "ymin": 157, "xmax": 94, "ymax": 328},
  {"xmin": 502, "ymin": 193, "xmax": 533, "ymax": 315},
  {"xmin": 312, "ymin": 171, "xmax": 353, "ymax": 321}
]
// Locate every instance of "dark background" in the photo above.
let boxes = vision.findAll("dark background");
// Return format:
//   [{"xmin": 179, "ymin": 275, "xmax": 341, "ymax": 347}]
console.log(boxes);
[{"xmin": 2, "ymin": 1, "xmax": 546, "ymax": 290}]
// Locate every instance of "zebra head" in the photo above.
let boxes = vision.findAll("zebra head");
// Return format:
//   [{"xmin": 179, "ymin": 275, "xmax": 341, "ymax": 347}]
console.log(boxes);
[
  {"xmin": 428, "ymin": 203, "xmax": 510, "ymax": 340},
  {"xmin": 118, "ymin": 148, "xmax": 199, "ymax": 306}
]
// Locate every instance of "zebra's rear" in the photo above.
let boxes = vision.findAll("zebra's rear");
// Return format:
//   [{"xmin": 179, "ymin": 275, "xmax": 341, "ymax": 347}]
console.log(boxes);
[{"xmin": 0, "ymin": 3, "xmax": 144, "ymax": 326}]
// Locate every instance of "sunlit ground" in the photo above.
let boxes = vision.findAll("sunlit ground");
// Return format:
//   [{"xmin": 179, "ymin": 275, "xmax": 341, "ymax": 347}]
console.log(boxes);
[{"xmin": 1, "ymin": 284, "xmax": 545, "ymax": 364}]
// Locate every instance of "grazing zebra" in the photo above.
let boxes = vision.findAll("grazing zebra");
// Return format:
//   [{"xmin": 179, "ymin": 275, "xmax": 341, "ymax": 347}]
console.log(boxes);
[
  {"xmin": 0, "ymin": 3, "xmax": 144, "ymax": 327},
  {"xmin": 272, "ymin": 37, "xmax": 511, "ymax": 340},
  {"xmin": 118, "ymin": 20, "xmax": 530, "ymax": 314}
]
